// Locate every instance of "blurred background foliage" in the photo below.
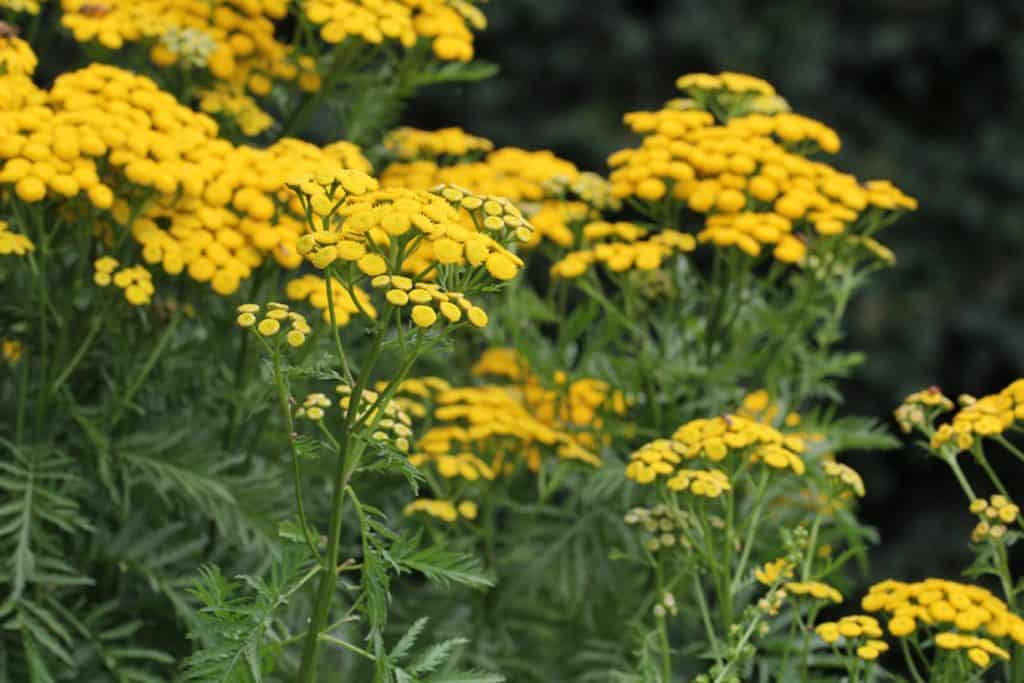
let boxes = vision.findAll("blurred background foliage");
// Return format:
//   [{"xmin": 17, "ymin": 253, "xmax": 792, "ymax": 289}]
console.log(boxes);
[{"xmin": 407, "ymin": 0, "xmax": 1024, "ymax": 581}]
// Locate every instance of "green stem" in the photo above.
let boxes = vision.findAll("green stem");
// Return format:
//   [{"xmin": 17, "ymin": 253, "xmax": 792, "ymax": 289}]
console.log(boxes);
[
  {"xmin": 296, "ymin": 430, "xmax": 353, "ymax": 683},
  {"xmin": 692, "ymin": 574, "xmax": 723, "ymax": 667},
  {"xmin": 729, "ymin": 469, "xmax": 770, "ymax": 593},
  {"xmin": 944, "ymin": 456, "xmax": 976, "ymax": 501},
  {"xmin": 324, "ymin": 270, "xmax": 354, "ymax": 385},
  {"xmin": 318, "ymin": 633, "xmax": 376, "ymax": 661},
  {"xmin": 272, "ymin": 349, "xmax": 322, "ymax": 563},
  {"xmin": 111, "ymin": 312, "xmax": 182, "ymax": 427},
  {"xmin": 900, "ymin": 639, "xmax": 927, "ymax": 683},
  {"xmin": 48, "ymin": 320, "xmax": 102, "ymax": 398},
  {"xmin": 802, "ymin": 513, "xmax": 823, "ymax": 580}
]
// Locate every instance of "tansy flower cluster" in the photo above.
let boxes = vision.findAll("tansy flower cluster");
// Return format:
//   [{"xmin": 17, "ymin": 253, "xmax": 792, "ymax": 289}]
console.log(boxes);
[
  {"xmin": 370, "ymin": 275, "xmax": 489, "ymax": 328},
  {"xmin": 471, "ymin": 347, "xmax": 629, "ymax": 453},
  {"xmin": 930, "ymin": 378, "xmax": 1024, "ymax": 452},
  {"xmin": 822, "ymin": 460, "xmax": 865, "ymax": 498},
  {"xmin": 236, "ymin": 302, "xmax": 312, "ymax": 347},
  {"xmin": 0, "ymin": 46, "xmax": 376, "ymax": 296},
  {"xmin": 2, "ymin": 338, "xmax": 24, "ymax": 363},
  {"xmin": 385, "ymin": 126, "xmax": 494, "ymax": 161},
  {"xmin": 295, "ymin": 393, "xmax": 332, "ymax": 421},
  {"xmin": 736, "ymin": 389, "xmax": 802, "ymax": 428},
  {"xmin": 969, "ymin": 495, "xmax": 1019, "ymax": 543},
  {"xmin": 814, "ymin": 615, "xmax": 889, "ymax": 661},
  {"xmin": 382, "ymin": 145, "xmax": 579, "ymax": 204},
  {"xmin": 755, "ymin": 558, "xmax": 794, "ymax": 585},
  {"xmin": 626, "ymin": 414, "xmax": 807, "ymax": 485},
  {"xmin": 414, "ymin": 384, "xmax": 603, "ymax": 476},
  {"xmin": 894, "ymin": 385, "xmax": 954, "ymax": 433},
  {"xmin": 290, "ymin": 172, "xmax": 528, "ymax": 298},
  {"xmin": 676, "ymin": 71, "xmax": 776, "ymax": 97},
  {"xmin": 933, "ymin": 631, "xmax": 1010, "ymax": 668},
  {"xmin": 403, "ymin": 498, "xmax": 478, "ymax": 523},
  {"xmin": 0, "ymin": 32, "xmax": 35, "ymax": 76},
  {"xmin": 303, "ymin": 0, "xmax": 484, "ymax": 62},
  {"xmin": 861, "ymin": 578, "xmax": 1024, "ymax": 645},
  {"xmin": 59, "ymin": 0, "xmax": 325, "ymax": 100},
  {"xmin": 606, "ymin": 72, "xmax": 916, "ymax": 265},
  {"xmin": 93, "ymin": 257, "xmax": 155, "ymax": 305},
  {"xmin": 550, "ymin": 221, "xmax": 696, "ymax": 279},
  {"xmin": 1, "ymin": 1, "xmax": 41, "ymax": 15},
  {"xmin": 543, "ymin": 171, "xmax": 622, "ymax": 213},
  {"xmin": 286, "ymin": 274, "xmax": 377, "ymax": 326},
  {"xmin": 0, "ymin": 219, "xmax": 33, "ymax": 255},
  {"xmin": 785, "ymin": 580, "xmax": 843, "ymax": 604},
  {"xmin": 664, "ymin": 469, "xmax": 730, "ymax": 498},
  {"xmin": 197, "ymin": 85, "xmax": 275, "ymax": 136}
]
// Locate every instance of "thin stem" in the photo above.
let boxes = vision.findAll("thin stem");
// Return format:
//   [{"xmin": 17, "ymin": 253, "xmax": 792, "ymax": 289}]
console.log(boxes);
[
  {"xmin": 692, "ymin": 574, "xmax": 723, "ymax": 667},
  {"xmin": 111, "ymin": 312, "xmax": 182, "ymax": 426},
  {"xmin": 944, "ymin": 455, "xmax": 976, "ymax": 501},
  {"xmin": 272, "ymin": 349, "xmax": 322, "ymax": 563},
  {"xmin": 48, "ymin": 320, "xmax": 101, "ymax": 398},
  {"xmin": 324, "ymin": 271, "xmax": 354, "ymax": 384},
  {"xmin": 318, "ymin": 634, "xmax": 376, "ymax": 661},
  {"xmin": 900, "ymin": 638, "xmax": 927, "ymax": 683},
  {"xmin": 802, "ymin": 513, "xmax": 823, "ymax": 580},
  {"xmin": 729, "ymin": 469, "xmax": 770, "ymax": 594}
]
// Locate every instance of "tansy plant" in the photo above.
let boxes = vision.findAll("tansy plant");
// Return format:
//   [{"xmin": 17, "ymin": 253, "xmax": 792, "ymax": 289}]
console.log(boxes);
[
  {"xmin": 232, "ymin": 167, "xmax": 530, "ymax": 683},
  {"xmin": 4, "ymin": 3, "xmax": 1023, "ymax": 682}
]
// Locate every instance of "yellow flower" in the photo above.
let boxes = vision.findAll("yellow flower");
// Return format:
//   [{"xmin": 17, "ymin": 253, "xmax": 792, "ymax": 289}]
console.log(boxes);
[{"xmin": 2, "ymin": 339, "xmax": 23, "ymax": 363}]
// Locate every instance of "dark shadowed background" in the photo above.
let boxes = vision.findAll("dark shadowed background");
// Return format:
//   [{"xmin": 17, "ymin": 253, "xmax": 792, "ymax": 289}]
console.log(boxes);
[{"xmin": 408, "ymin": 0, "xmax": 1024, "ymax": 581}]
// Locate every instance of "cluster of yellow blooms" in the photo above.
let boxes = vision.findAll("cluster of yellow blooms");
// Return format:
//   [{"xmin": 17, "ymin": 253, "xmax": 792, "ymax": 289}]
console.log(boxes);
[
  {"xmin": 0, "ymin": 219, "xmax": 33, "ymax": 255},
  {"xmin": 197, "ymin": 85, "xmax": 276, "ymax": 136},
  {"xmin": 1, "ymin": 1, "xmax": 41, "ymax": 15},
  {"xmin": 1, "ymin": 338, "xmax": 23, "ymax": 363},
  {"xmin": 893, "ymin": 385, "xmax": 954, "ymax": 433},
  {"xmin": 814, "ymin": 615, "xmax": 890, "ymax": 661},
  {"xmin": 860, "ymin": 578, "xmax": 1024, "ymax": 658},
  {"xmin": 675, "ymin": 72, "xmax": 777, "ymax": 97},
  {"xmin": 969, "ymin": 495, "xmax": 1019, "ymax": 543},
  {"xmin": 93, "ymin": 257, "xmax": 155, "ymax": 305},
  {"xmin": 303, "ymin": 0, "xmax": 484, "ymax": 62},
  {"xmin": 822, "ymin": 460, "xmax": 865, "ymax": 497},
  {"xmin": 403, "ymin": 498, "xmax": 478, "ymax": 523},
  {"xmin": 402, "ymin": 350, "xmax": 626, "ymax": 496},
  {"xmin": 382, "ymin": 146, "xmax": 580, "ymax": 204},
  {"xmin": 371, "ymin": 274, "xmax": 489, "ymax": 328},
  {"xmin": 0, "ymin": 39, "xmax": 379, "ymax": 298},
  {"xmin": 236, "ymin": 302, "xmax": 311, "ymax": 346},
  {"xmin": 286, "ymin": 273, "xmax": 377, "ymax": 326},
  {"xmin": 59, "ymin": 0, "xmax": 322, "ymax": 98},
  {"xmin": 785, "ymin": 580, "xmax": 843, "ymax": 604},
  {"xmin": 295, "ymin": 392, "xmax": 332, "ymax": 421},
  {"xmin": 471, "ymin": 347, "xmax": 628, "ymax": 452},
  {"xmin": 930, "ymin": 379, "xmax": 1024, "ymax": 452},
  {"xmin": 754, "ymin": 558, "xmax": 794, "ymax": 585},
  {"xmin": 378, "ymin": 129, "xmax": 617, "ymax": 253},
  {"xmin": 626, "ymin": 414, "xmax": 807, "ymax": 486},
  {"xmin": 385, "ymin": 126, "xmax": 494, "ymax": 161},
  {"xmin": 736, "ymin": 389, "xmax": 803, "ymax": 428},
  {"xmin": 290, "ymin": 172, "xmax": 528, "ymax": 297},
  {"xmin": 550, "ymin": 221, "xmax": 697, "ymax": 280},
  {"xmin": 605, "ymin": 71, "xmax": 916, "ymax": 265}
]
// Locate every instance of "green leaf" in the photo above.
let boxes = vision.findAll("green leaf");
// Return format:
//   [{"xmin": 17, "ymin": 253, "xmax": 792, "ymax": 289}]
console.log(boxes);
[
  {"xmin": 397, "ymin": 546, "xmax": 495, "ymax": 590},
  {"xmin": 408, "ymin": 637, "xmax": 469, "ymax": 676},
  {"xmin": 391, "ymin": 617, "xmax": 429, "ymax": 663}
]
